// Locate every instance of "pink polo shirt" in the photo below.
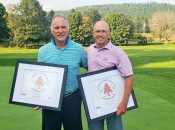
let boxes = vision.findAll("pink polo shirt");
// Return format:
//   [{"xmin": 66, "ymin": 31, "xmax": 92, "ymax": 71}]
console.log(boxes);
[{"xmin": 87, "ymin": 41, "xmax": 133, "ymax": 77}]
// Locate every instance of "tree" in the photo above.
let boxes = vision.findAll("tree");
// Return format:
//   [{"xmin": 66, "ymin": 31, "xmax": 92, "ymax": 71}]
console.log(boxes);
[
  {"xmin": 7, "ymin": 0, "xmax": 48, "ymax": 46},
  {"xmin": 46, "ymin": 10, "xmax": 55, "ymax": 24},
  {"xmin": 67, "ymin": 10, "xmax": 94, "ymax": 45},
  {"xmin": 0, "ymin": 3, "xmax": 10, "ymax": 41},
  {"xmin": 150, "ymin": 11, "xmax": 175, "ymax": 41},
  {"xmin": 79, "ymin": 16, "xmax": 93, "ymax": 46},
  {"xmin": 103, "ymin": 13, "xmax": 134, "ymax": 44},
  {"xmin": 45, "ymin": 10, "xmax": 55, "ymax": 42},
  {"xmin": 67, "ymin": 9, "xmax": 83, "ymax": 43},
  {"xmin": 83, "ymin": 9, "xmax": 101, "ymax": 25},
  {"xmin": 7, "ymin": 4, "xmax": 22, "ymax": 46},
  {"xmin": 133, "ymin": 16, "xmax": 150, "ymax": 33}
]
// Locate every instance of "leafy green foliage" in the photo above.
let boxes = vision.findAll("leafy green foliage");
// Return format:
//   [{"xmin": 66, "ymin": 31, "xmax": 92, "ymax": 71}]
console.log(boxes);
[
  {"xmin": 67, "ymin": 9, "xmax": 94, "ymax": 45},
  {"xmin": 76, "ymin": 2, "xmax": 175, "ymax": 20},
  {"xmin": 46, "ymin": 10, "xmax": 55, "ymax": 24},
  {"xmin": 45, "ymin": 10, "xmax": 55, "ymax": 41},
  {"xmin": 7, "ymin": 0, "xmax": 50, "ymax": 46},
  {"xmin": 67, "ymin": 9, "xmax": 82, "ymax": 43},
  {"xmin": 133, "ymin": 33, "xmax": 147, "ymax": 45},
  {"xmin": 79, "ymin": 16, "xmax": 93, "ymax": 46},
  {"xmin": 134, "ymin": 16, "xmax": 150, "ymax": 33},
  {"xmin": 2, "ymin": 2, "xmax": 175, "ymax": 46},
  {"xmin": 103, "ymin": 13, "xmax": 134, "ymax": 44},
  {"xmin": 83, "ymin": 8, "xmax": 101, "ymax": 24},
  {"xmin": 0, "ymin": 3, "xmax": 10, "ymax": 41},
  {"xmin": 76, "ymin": 2, "xmax": 175, "ymax": 33}
]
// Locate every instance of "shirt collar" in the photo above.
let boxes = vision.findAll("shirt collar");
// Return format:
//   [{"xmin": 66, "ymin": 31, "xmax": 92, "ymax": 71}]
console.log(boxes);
[
  {"xmin": 51, "ymin": 37, "xmax": 71, "ymax": 49},
  {"xmin": 94, "ymin": 41, "xmax": 112, "ymax": 50}
]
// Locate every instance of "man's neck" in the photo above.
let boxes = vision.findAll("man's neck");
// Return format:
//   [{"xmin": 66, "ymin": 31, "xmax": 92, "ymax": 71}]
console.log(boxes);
[
  {"xmin": 55, "ymin": 42, "xmax": 66, "ymax": 49},
  {"xmin": 54, "ymin": 38, "xmax": 67, "ymax": 49},
  {"xmin": 96, "ymin": 42, "xmax": 108, "ymax": 48}
]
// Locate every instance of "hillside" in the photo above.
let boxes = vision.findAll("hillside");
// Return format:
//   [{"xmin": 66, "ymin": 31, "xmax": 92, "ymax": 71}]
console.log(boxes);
[{"xmin": 56, "ymin": 2, "xmax": 175, "ymax": 19}]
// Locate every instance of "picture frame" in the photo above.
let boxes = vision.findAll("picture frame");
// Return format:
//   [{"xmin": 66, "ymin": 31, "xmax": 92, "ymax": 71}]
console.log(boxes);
[
  {"xmin": 78, "ymin": 67, "xmax": 138, "ymax": 122},
  {"xmin": 9, "ymin": 60, "xmax": 68, "ymax": 111}
]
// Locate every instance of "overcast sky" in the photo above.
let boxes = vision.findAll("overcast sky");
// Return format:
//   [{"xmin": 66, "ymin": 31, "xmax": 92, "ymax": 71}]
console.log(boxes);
[{"xmin": 1, "ymin": 0, "xmax": 174, "ymax": 11}]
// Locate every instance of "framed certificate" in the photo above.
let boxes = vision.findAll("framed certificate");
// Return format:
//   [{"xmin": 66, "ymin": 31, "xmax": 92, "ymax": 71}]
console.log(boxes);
[
  {"xmin": 9, "ymin": 60, "xmax": 68, "ymax": 111},
  {"xmin": 78, "ymin": 67, "xmax": 138, "ymax": 122}
]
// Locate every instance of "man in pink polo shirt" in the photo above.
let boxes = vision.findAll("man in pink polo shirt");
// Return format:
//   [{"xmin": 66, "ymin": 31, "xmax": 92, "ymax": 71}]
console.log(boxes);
[{"xmin": 87, "ymin": 21, "xmax": 134, "ymax": 130}]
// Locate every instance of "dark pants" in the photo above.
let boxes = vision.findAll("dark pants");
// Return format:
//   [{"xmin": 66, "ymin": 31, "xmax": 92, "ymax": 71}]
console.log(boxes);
[{"xmin": 42, "ymin": 89, "xmax": 83, "ymax": 130}]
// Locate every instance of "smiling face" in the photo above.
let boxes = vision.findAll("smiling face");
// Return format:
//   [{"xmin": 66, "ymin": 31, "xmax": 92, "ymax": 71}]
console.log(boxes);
[
  {"xmin": 51, "ymin": 16, "xmax": 69, "ymax": 46},
  {"xmin": 93, "ymin": 21, "xmax": 110, "ymax": 48}
]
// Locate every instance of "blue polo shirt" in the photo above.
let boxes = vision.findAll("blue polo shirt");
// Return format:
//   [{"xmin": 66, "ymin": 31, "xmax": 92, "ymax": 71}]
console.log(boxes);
[{"xmin": 38, "ymin": 37, "xmax": 87, "ymax": 94}]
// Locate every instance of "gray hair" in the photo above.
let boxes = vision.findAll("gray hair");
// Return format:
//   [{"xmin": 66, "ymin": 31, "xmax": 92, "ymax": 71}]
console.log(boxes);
[{"xmin": 50, "ymin": 14, "xmax": 69, "ymax": 30}]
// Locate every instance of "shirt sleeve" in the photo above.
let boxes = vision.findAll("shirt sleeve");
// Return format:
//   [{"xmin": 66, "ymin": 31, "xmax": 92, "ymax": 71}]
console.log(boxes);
[
  {"xmin": 117, "ymin": 50, "xmax": 133, "ymax": 77},
  {"xmin": 80, "ymin": 47, "xmax": 88, "ymax": 68},
  {"xmin": 37, "ymin": 49, "xmax": 44, "ymax": 62}
]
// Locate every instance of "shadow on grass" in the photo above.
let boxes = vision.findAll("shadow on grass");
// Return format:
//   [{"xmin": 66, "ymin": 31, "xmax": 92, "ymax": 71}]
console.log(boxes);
[
  {"xmin": 125, "ymin": 49, "xmax": 175, "ymax": 77},
  {"xmin": 0, "ymin": 53, "xmax": 37, "ymax": 66}
]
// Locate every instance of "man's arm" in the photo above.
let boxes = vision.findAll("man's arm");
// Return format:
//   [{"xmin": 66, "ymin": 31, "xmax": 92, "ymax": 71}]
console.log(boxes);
[{"xmin": 116, "ymin": 74, "xmax": 134, "ymax": 115}]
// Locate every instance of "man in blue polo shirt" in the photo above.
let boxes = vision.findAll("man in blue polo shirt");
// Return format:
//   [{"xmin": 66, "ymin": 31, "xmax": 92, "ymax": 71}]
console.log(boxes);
[{"xmin": 34, "ymin": 14, "xmax": 87, "ymax": 130}]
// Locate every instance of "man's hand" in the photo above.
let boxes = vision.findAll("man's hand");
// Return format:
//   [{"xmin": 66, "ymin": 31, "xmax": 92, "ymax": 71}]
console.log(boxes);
[
  {"xmin": 116, "ymin": 101, "xmax": 127, "ymax": 116},
  {"xmin": 116, "ymin": 75, "xmax": 134, "ymax": 116},
  {"xmin": 33, "ymin": 106, "xmax": 41, "ymax": 110}
]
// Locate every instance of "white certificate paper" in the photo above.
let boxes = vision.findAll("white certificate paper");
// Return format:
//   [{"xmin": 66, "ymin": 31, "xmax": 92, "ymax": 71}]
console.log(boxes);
[
  {"xmin": 9, "ymin": 60, "xmax": 68, "ymax": 111},
  {"xmin": 78, "ymin": 67, "xmax": 138, "ymax": 122}
]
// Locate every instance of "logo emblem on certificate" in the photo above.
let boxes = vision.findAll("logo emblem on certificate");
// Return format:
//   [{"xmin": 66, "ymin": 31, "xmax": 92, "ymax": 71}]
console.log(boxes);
[
  {"xmin": 31, "ymin": 73, "xmax": 48, "ymax": 92},
  {"xmin": 98, "ymin": 79, "xmax": 116, "ymax": 100}
]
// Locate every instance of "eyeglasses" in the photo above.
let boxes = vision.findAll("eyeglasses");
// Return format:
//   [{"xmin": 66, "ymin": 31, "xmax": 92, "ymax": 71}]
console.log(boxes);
[{"xmin": 94, "ymin": 30, "xmax": 109, "ymax": 34}]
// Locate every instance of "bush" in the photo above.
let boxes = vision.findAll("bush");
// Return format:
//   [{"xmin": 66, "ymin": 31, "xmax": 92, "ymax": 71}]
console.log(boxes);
[
  {"xmin": 133, "ymin": 33, "xmax": 147, "ymax": 45},
  {"xmin": 144, "ymin": 34, "xmax": 155, "ymax": 43},
  {"xmin": 9, "ymin": 41, "xmax": 16, "ymax": 47},
  {"xmin": 0, "ymin": 41, "xmax": 9, "ymax": 47},
  {"xmin": 26, "ymin": 44, "xmax": 43, "ymax": 49}
]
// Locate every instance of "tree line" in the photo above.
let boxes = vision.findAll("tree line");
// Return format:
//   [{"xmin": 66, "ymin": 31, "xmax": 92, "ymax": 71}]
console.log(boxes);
[
  {"xmin": 59, "ymin": 2, "xmax": 175, "ymax": 34},
  {"xmin": 0, "ymin": 1, "xmax": 175, "ymax": 47}
]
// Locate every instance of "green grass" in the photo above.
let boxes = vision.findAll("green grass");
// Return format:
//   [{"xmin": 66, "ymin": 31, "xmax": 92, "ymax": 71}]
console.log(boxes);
[{"xmin": 0, "ymin": 44, "xmax": 175, "ymax": 130}]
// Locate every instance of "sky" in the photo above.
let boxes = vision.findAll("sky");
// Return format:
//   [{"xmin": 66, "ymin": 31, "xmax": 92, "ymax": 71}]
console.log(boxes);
[{"xmin": 1, "ymin": 0, "xmax": 174, "ymax": 11}]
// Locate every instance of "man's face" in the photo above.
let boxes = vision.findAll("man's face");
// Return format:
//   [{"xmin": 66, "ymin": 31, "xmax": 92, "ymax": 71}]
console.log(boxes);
[
  {"xmin": 51, "ymin": 17, "xmax": 69, "ymax": 43},
  {"xmin": 93, "ymin": 21, "xmax": 110, "ymax": 47}
]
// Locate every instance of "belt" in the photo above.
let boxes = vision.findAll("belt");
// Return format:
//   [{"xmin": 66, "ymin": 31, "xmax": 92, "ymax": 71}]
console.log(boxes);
[{"xmin": 64, "ymin": 88, "xmax": 78, "ymax": 97}]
